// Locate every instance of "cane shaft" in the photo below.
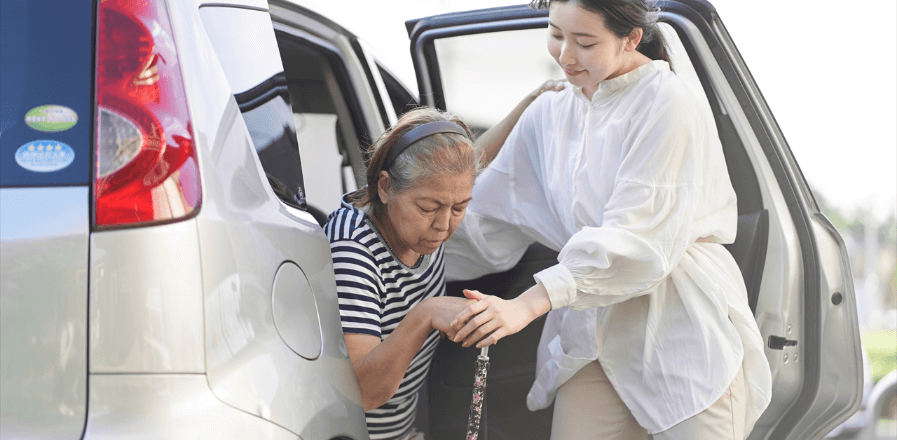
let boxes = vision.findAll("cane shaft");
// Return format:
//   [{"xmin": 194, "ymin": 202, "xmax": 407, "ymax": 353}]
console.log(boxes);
[{"xmin": 465, "ymin": 353, "xmax": 490, "ymax": 440}]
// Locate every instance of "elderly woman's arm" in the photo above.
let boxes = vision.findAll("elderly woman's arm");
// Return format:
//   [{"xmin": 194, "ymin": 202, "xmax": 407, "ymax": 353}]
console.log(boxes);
[
  {"xmin": 345, "ymin": 296, "xmax": 474, "ymax": 411},
  {"xmin": 476, "ymin": 80, "xmax": 565, "ymax": 166}
]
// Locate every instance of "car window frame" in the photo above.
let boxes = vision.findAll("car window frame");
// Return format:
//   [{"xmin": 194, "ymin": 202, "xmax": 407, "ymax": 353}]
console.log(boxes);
[
  {"xmin": 273, "ymin": 25, "xmax": 372, "ymax": 187},
  {"xmin": 375, "ymin": 61, "xmax": 421, "ymax": 122}
]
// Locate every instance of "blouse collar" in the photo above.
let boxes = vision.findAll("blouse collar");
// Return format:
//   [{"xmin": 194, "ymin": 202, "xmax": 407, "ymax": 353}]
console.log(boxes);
[{"xmin": 573, "ymin": 60, "xmax": 670, "ymax": 103}]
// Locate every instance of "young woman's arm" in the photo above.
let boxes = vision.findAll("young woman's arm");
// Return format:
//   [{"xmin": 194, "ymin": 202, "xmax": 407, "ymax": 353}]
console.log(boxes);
[
  {"xmin": 477, "ymin": 79, "xmax": 565, "ymax": 166},
  {"xmin": 345, "ymin": 296, "xmax": 475, "ymax": 410},
  {"xmin": 448, "ymin": 285, "xmax": 552, "ymax": 349},
  {"xmin": 452, "ymin": 86, "xmax": 723, "ymax": 348}
]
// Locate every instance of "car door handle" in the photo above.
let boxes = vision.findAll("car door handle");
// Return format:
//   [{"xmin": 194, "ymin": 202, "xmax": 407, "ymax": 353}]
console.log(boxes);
[{"xmin": 767, "ymin": 335, "xmax": 798, "ymax": 350}]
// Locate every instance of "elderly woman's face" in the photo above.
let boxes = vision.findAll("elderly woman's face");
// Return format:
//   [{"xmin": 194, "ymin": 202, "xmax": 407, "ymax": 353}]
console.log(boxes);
[{"xmin": 380, "ymin": 172, "xmax": 474, "ymax": 257}]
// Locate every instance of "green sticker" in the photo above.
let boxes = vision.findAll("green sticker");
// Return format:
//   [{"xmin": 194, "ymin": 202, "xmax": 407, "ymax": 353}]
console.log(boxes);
[{"xmin": 25, "ymin": 105, "xmax": 78, "ymax": 132}]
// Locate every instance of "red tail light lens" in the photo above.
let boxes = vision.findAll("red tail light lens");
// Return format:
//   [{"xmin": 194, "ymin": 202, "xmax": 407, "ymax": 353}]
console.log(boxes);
[{"xmin": 95, "ymin": 0, "xmax": 200, "ymax": 227}]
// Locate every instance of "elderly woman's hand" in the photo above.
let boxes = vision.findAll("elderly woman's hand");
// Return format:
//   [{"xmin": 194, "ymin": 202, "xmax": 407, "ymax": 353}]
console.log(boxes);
[
  {"xmin": 449, "ymin": 287, "xmax": 551, "ymax": 349},
  {"xmin": 528, "ymin": 79, "xmax": 566, "ymax": 101},
  {"xmin": 477, "ymin": 79, "xmax": 566, "ymax": 166},
  {"xmin": 425, "ymin": 296, "xmax": 480, "ymax": 341}
]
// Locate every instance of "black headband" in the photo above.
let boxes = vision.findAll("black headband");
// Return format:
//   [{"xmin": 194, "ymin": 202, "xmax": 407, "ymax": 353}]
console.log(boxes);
[{"xmin": 382, "ymin": 121, "xmax": 468, "ymax": 170}]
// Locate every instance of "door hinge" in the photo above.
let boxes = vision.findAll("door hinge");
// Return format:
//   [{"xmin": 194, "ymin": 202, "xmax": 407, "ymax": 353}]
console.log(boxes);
[{"xmin": 767, "ymin": 335, "xmax": 798, "ymax": 350}]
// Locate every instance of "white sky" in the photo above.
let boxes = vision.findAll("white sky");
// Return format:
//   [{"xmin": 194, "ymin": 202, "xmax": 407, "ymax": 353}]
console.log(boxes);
[{"xmin": 297, "ymin": 0, "xmax": 897, "ymax": 222}]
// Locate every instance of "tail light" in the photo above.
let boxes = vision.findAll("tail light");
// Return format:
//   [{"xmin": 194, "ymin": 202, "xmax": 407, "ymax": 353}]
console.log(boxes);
[{"xmin": 94, "ymin": 0, "xmax": 200, "ymax": 227}]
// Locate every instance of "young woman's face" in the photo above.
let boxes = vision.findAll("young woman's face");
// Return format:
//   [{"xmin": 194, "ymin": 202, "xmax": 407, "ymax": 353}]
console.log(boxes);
[
  {"xmin": 380, "ymin": 172, "xmax": 474, "ymax": 258},
  {"xmin": 547, "ymin": 2, "xmax": 639, "ymax": 97}
]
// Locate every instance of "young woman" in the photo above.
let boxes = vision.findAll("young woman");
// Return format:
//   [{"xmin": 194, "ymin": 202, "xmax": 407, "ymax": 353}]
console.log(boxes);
[
  {"xmin": 323, "ymin": 102, "xmax": 562, "ymax": 440},
  {"xmin": 443, "ymin": 1, "xmax": 773, "ymax": 439}
]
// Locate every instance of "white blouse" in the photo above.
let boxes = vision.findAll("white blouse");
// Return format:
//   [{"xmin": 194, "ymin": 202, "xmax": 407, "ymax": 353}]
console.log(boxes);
[{"xmin": 445, "ymin": 60, "xmax": 771, "ymax": 434}]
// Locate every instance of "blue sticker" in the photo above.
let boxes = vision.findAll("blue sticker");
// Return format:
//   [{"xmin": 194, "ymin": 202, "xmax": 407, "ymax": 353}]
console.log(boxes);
[{"xmin": 15, "ymin": 140, "xmax": 76, "ymax": 173}]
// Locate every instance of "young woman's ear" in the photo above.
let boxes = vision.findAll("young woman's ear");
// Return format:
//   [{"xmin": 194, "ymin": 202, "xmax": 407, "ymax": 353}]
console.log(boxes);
[
  {"xmin": 624, "ymin": 27, "xmax": 644, "ymax": 52},
  {"xmin": 377, "ymin": 170, "xmax": 391, "ymax": 204}
]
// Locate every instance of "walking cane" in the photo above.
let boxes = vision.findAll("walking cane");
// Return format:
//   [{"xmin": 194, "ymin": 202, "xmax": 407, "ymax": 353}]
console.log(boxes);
[{"xmin": 465, "ymin": 346, "xmax": 490, "ymax": 440}]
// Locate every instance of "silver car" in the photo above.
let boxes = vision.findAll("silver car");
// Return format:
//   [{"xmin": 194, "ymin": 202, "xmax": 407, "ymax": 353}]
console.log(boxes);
[{"xmin": 0, "ymin": 0, "xmax": 864, "ymax": 439}]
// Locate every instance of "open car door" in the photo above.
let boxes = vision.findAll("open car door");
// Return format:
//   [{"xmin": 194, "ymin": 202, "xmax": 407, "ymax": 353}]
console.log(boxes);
[{"xmin": 405, "ymin": 2, "xmax": 863, "ymax": 439}]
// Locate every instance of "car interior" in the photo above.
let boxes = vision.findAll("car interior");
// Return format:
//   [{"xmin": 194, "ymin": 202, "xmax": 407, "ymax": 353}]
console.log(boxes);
[{"xmin": 276, "ymin": 31, "xmax": 368, "ymax": 224}]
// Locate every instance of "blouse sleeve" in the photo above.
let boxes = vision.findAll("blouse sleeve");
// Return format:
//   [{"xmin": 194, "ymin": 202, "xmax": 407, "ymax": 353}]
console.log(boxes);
[
  {"xmin": 535, "ymin": 88, "xmax": 717, "ymax": 311},
  {"xmin": 444, "ymin": 208, "xmax": 534, "ymax": 281},
  {"xmin": 330, "ymin": 239, "xmax": 383, "ymax": 337}
]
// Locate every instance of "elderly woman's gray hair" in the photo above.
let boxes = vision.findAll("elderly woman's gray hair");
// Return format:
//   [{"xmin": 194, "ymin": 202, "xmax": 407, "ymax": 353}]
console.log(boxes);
[{"xmin": 350, "ymin": 107, "xmax": 482, "ymax": 213}]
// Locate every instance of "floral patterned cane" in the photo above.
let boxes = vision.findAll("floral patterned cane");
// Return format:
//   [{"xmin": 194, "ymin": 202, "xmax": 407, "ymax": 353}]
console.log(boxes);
[{"xmin": 465, "ymin": 346, "xmax": 490, "ymax": 440}]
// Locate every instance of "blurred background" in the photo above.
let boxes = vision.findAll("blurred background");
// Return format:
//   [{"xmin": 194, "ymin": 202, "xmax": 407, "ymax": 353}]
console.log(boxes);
[{"xmin": 301, "ymin": 0, "xmax": 896, "ymax": 435}]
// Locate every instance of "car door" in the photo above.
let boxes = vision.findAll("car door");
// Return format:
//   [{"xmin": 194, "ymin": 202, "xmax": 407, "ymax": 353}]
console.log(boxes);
[
  {"xmin": 0, "ymin": 2, "xmax": 93, "ymax": 438},
  {"xmin": 406, "ymin": 3, "xmax": 863, "ymax": 440},
  {"xmin": 188, "ymin": 3, "xmax": 369, "ymax": 438}
]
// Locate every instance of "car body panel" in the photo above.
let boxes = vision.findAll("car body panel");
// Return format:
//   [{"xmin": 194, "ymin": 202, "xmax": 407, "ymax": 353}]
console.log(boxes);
[
  {"xmin": 82, "ymin": 374, "xmax": 300, "ymax": 439},
  {"xmin": 0, "ymin": 187, "xmax": 89, "ymax": 440},
  {"xmin": 699, "ymin": 4, "xmax": 863, "ymax": 435},
  {"xmin": 89, "ymin": 219, "xmax": 205, "ymax": 373},
  {"xmin": 169, "ymin": 1, "xmax": 368, "ymax": 438},
  {"xmin": 192, "ymin": 97, "xmax": 366, "ymax": 439},
  {"xmin": 782, "ymin": 214, "xmax": 863, "ymax": 438},
  {"xmin": 2, "ymin": 2, "xmax": 92, "ymax": 439}
]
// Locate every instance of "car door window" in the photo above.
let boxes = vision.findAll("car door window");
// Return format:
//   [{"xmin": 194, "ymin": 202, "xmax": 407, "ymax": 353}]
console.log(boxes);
[
  {"xmin": 429, "ymin": 23, "xmax": 712, "ymax": 135},
  {"xmin": 199, "ymin": 6, "xmax": 305, "ymax": 209},
  {"xmin": 433, "ymin": 28, "xmax": 564, "ymax": 135},
  {"xmin": 235, "ymin": 78, "xmax": 305, "ymax": 208}
]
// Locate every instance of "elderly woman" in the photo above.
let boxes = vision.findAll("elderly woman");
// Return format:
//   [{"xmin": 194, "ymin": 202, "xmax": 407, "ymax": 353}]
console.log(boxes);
[{"xmin": 323, "ymin": 102, "xmax": 563, "ymax": 440}]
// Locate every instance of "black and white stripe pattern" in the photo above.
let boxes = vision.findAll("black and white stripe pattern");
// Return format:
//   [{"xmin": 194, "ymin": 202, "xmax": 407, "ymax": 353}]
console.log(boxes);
[{"xmin": 325, "ymin": 196, "xmax": 445, "ymax": 440}]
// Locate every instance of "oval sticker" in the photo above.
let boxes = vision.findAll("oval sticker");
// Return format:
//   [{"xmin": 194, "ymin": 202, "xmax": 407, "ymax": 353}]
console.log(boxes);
[
  {"xmin": 25, "ymin": 105, "xmax": 78, "ymax": 132},
  {"xmin": 15, "ymin": 141, "xmax": 76, "ymax": 173}
]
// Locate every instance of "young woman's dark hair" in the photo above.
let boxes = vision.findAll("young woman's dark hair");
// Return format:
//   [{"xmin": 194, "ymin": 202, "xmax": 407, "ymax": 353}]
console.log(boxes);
[{"xmin": 530, "ymin": 0, "xmax": 670, "ymax": 65}]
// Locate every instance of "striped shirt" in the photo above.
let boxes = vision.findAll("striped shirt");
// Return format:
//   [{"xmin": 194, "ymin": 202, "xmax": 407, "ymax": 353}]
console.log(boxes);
[{"xmin": 325, "ymin": 196, "xmax": 445, "ymax": 440}]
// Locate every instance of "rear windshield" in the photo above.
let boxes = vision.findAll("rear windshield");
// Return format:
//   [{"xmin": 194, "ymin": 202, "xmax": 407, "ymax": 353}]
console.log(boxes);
[{"xmin": 0, "ymin": 0, "xmax": 94, "ymax": 187}]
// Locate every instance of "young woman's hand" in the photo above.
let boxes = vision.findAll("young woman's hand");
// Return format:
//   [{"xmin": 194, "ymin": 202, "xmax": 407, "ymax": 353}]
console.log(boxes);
[
  {"xmin": 477, "ymin": 79, "xmax": 566, "ymax": 166},
  {"xmin": 449, "ymin": 286, "xmax": 552, "ymax": 348},
  {"xmin": 425, "ymin": 296, "xmax": 479, "ymax": 340}
]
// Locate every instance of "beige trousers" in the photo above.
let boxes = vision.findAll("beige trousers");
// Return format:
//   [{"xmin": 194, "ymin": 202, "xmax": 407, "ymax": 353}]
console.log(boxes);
[{"xmin": 550, "ymin": 360, "xmax": 746, "ymax": 440}]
